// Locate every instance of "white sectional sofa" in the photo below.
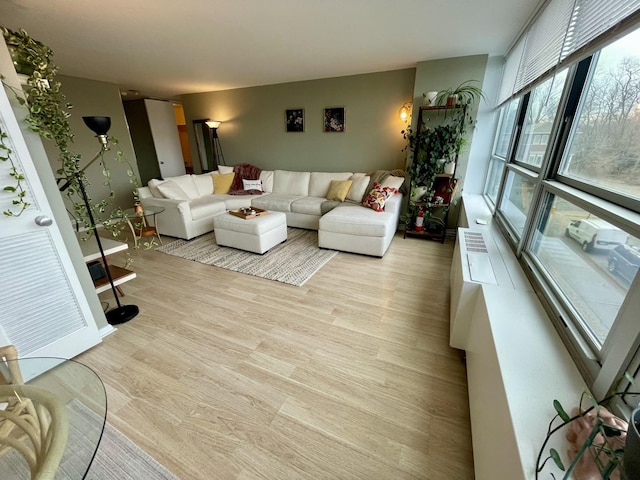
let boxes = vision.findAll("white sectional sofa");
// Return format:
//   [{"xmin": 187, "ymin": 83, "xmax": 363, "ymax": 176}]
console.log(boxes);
[{"xmin": 137, "ymin": 167, "xmax": 405, "ymax": 257}]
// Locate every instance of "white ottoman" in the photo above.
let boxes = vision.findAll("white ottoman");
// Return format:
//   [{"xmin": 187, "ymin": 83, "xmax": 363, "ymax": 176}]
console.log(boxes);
[{"xmin": 213, "ymin": 211, "xmax": 287, "ymax": 254}]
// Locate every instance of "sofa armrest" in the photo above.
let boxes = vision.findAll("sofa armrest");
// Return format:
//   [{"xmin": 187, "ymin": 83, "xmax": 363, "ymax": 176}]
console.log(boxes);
[{"xmin": 384, "ymin": 193, "xmax": 403, "ymax": 216}]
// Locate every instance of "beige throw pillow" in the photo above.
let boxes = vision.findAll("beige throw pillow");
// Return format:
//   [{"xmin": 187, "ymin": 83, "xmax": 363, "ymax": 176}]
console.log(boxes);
[
  {"xmin": 213, "ymin": 172, "xmax": 235, "ymax": 194},
  {"xmin": 326, "ymin": 180, "xmax": 353, "ymax": 202}
]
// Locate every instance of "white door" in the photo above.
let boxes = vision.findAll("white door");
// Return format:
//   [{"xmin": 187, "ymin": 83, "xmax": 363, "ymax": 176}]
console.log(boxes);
[
  {"xmin": 145, "ymin": 99, "xmax": 186, "ymax": 178},
  {"xmin": 0, "ymin": 84, "xmax": 101, "ymax": 359}
]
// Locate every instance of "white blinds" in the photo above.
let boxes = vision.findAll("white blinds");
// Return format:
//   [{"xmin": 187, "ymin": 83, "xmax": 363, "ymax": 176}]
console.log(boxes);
[
  {"xmin": 498, "ymin": 34, "xmax": 526, "ymax": 105},
  {"xmin": 500, "ymin": 0, "xmax": 640, "ymax": 102},
  {"xmin": 515, "ymin": 0, "xmax": 575, "ymax": 93}
]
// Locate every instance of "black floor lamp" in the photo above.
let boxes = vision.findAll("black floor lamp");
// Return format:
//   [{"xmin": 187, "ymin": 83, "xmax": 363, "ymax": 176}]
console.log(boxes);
[
  {"xmin": 59, "ymin": 116, "xmax": 139, "ymax": 325},
  {"xmin": 205, "ymin": 120, "xmax": 226, "ymax": 166}
]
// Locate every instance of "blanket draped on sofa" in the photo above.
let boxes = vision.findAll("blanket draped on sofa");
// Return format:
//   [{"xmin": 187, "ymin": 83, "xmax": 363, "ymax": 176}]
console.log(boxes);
[{"xmin": 229, "ymin": 163, "xmax": 263, "ymax": 195}]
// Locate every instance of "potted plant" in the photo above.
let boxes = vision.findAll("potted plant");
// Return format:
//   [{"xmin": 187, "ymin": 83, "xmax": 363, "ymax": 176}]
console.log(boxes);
[
  {"xmin": 537, "ymin": 391, "xmax": 640, "ymax": 479},
  {"xmin": 434, "ymin": 80, "xmax": 485, "ymax": 107},
  {"xmin": 1, "ymin": 28, "xmax": 145, "ymax": 246}
]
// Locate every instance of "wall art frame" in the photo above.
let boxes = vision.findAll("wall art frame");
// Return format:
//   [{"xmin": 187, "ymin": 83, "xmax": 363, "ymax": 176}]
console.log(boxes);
[
  {"xmin": 323, "ymin": 107, "xmax": 345, "ymax": 132},
  {"xmin": 285, "ymin": 109, "xmax": 304, "ymax": 132}
]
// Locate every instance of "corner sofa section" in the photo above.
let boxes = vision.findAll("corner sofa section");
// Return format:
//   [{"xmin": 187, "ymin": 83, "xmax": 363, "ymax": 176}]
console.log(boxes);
[{"xmin": 138, "ymin": 168, "xmax": 404, "ymax": 257}]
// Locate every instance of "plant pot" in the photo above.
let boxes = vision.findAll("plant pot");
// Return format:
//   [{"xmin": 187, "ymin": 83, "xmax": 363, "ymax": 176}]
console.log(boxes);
[
  {"xmin": 410, "ymin": 186, "xmax": 429, "ymax": 202},
  {"xmin": 444, "ymin": 162, "xmax": 456, "ymax": 175},
  {"xmin": 423, "ymin": 91, "xmax": 438, "ymax": 106},
  {"xmin": 624, "ymin": 406, "xmax": 640, "ymax": 478},
  {"xmin": 446, "ymin": 94, "xmax": 458, "ymax": 107}
]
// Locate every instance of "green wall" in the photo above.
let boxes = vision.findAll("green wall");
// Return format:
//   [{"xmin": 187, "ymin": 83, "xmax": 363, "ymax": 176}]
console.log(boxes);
[
  {"xmin": 181, "ymin": 69, "xmax": 416, "ymax": 174},
  {"xmin": 44, "ymin": 75, "xmax": 140, "ymax": 215},
  {"xmin": 411, "ymin": 54, "xmax": 489, "ymax": 225}
]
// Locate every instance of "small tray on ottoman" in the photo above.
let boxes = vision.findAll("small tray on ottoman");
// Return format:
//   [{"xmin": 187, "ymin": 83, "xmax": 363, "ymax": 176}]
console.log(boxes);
[{"xmin": 229, "ymin": 207, "xmax": 269, "ymax": 220}]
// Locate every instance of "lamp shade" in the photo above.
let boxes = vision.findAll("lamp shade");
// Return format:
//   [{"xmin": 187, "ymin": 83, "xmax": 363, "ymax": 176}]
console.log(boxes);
[
  {"xmin": 205, "ymin": 120, "xmax": 221, "ymax": 129},
  {"xmin": 82, "ymin": 116, "xmax": 111, "ymax": 136}
]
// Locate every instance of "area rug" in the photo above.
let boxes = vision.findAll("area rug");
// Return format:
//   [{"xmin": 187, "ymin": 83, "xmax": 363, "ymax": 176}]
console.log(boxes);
[
  {"xmin": 0, "ymin": 400, "xmax": 178, "ymax": 480},
  {"xmin": 156, "ymin": 227, "xmax": 337, "ymax": 286}
]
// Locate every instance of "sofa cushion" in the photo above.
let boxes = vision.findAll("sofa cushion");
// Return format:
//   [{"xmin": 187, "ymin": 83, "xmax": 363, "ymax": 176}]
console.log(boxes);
[
  {"xmin": 251, "ymin": 193, "xmax": 304, "ymax": 212},
  {"xmin": 381, "ymin": 175, "xmax": 406, "ymax": 190},
  {"xmin": 213, "ymin": 173, "xmax": 235, "ymax": 194},
  {"xmin": 362, "ymin": 182, "xmax": 399, "ymax": 212},
  {"xmin": 157, "ymin": 180, "xmax": 192, "ymax": 201},
  {"xmin": 189, "ymin": 196, "xmax": 227, "ymax": 220},
  {"xmin": 308, "ymin": 172, "xmax": 353, "ymax": 197},
  {"xmin": 193, "ymin": 173, "xmax": 214, "ymax": 197},
  {"xmin": 260, "ymin": 170, "xmax": 274, "ymax": 193},
  {"xmin": 147, "ymin": 178, "xmax": 166, "ymax": 198},
  {"xmin": 326, "ymin": 180, "xmax": 353, "ymax": 202},
  {"xmin": 273, "ymin": 170, "xmax": 310, "ymax": 196},
  {"xmin": 168, "ymin": 174, "xmax": 199, "ymax": 199},
  {"xmin": 346, "ymin": 175, "xmax": 371, "ymax": 202},
  {"xmin": 320, "ymin": 205, "xmax": 396, "ymax": 237},
  {"xmin": 290, "ymin": 197, "xmax": 326, "ymax": 215}
]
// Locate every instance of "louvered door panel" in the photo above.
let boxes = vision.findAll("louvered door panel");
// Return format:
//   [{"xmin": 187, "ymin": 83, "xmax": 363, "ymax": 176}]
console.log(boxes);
[{"xmin": 0, "ymin": 230, "xmax": 88, "ymax": 355}]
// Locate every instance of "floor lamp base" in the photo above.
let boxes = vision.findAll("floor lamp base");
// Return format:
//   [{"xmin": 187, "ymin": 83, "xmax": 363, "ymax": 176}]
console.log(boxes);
[{"xmin": 106, "ymin": 305, "xmax": 139, "ymax": 325}]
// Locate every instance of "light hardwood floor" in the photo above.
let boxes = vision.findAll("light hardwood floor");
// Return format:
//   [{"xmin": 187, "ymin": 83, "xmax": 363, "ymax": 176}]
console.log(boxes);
[{"xmin": 77, "ymin": 232, "xmax": 475, "ymax": 480}]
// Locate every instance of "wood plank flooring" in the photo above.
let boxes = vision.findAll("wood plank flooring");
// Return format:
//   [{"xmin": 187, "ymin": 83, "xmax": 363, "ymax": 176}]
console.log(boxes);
[{"xmin": 76, "ymin": 232, "xmax": 474, "ymax": 479}]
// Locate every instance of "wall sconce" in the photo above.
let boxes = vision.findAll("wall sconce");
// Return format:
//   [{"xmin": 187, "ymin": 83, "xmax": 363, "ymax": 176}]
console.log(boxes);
[{"xmin": 399, "ymin": 102, "xmax": 412, "ymax": 123}]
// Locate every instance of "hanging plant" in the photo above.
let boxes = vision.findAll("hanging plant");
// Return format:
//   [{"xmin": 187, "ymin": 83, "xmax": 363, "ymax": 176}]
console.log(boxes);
[
  {"xmin": 1, "ymin": 27, "xmax": 147, "ymax": 248},
  {"xmin": 0, "ymin": 128, "xmax": 29, "ymax": 216}
]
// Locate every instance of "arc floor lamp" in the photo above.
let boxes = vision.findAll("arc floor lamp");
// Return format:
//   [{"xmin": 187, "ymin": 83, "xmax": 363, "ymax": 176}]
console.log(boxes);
[{"xmin": 59, "ymin": 116, "xmax": 139, "ymax": 325}]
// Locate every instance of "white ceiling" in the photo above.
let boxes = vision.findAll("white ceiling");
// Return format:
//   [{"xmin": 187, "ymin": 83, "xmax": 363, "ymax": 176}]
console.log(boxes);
[{"xmin": 0, "ymin": 0, "xmax": 539, "ymax": 100}]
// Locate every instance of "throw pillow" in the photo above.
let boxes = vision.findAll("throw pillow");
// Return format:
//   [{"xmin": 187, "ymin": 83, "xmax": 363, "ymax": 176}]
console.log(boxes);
[
  {"xmin": 218, "ymin": 165, "xmax": 234, "ymax": 174},
  {"xmin": 346, "ymin": 175, "xmax": 371, "ymax": 202},
  {"xmin": 156, "ymin": 180, "xmax": 191, "ymax": 201},
  {"xmin": 362, "ymin": 182, "xmax": 399, "ymax": 212},
  {"xmin": 326, "ymin": 180, "xmax": 353, "ymax": 202},
  {"xmin": 381, "ymin": 175, "xmax": 405, "ymax": 190},
  {"xmin": 147, "ymin": 178, "xmax": 166, "ymax": 198},
  {"xmin": 212, "ymin": 172, "xmax": 235, "ymax": 194},
  {"xmin": 242, "ymin": 179, "xmax": 263, "ymax": 191}
]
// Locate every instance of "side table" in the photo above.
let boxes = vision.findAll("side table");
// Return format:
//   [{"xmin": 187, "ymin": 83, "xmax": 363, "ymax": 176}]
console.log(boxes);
[{"xmin": 122, "ymin": 206, "xmax": 165, "ymax": 248}]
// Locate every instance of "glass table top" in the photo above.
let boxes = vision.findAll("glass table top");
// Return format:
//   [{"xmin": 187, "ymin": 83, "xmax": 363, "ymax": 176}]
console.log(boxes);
[
  {"xmin": 0, "ymin": 357, "xmax": 107, "ymax": 479},
  {"xmin": 122, "ymin": 206, "xmax": 165, "ymax": 218}
]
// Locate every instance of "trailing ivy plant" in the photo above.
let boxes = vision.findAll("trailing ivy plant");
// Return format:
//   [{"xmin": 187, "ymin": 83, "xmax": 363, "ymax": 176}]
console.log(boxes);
[
  {"xmin": 0, "ymin": 128, "xmax": 29, "ymax": 216},
  {"xmin": 1, "ymin": 27, "xmax": 149, "ymax": 249}
]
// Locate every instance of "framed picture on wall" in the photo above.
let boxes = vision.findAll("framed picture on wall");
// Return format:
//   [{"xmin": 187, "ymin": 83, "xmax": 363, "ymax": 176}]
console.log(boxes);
[
  {"xmin": 285, "ymin": 109, "xmax": 304, "ymax": 132},
  {"xmin": 323, "ymin": 107, "xmax": 345, "ymax": 132}
]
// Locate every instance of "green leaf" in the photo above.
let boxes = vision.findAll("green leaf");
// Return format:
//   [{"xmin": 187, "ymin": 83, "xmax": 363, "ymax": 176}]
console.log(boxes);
[
  {"xmin": 3, "ymin": 186, "xmax": 16, "ymax": 192},
  {"xmin": 550, "ymin": 448, "xmax": 565, "ymax": 471},
  {"xmin": 553, "ymin": 400, "xmax": 571, "ymax": 422}
]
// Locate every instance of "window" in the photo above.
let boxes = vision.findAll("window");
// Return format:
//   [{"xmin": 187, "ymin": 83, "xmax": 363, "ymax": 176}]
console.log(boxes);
[
  {"xmin": 559, "ymin": 28, "xmax": 640, "ymax": 203},
  {"xmin": 514, "ymin": 70, "xmax": 568, "ymax": 169},
  {"xmin": 485, "ymin": 99, "xmax": 521, "ymax": 205},
  {"xmin": 529, "ymin": 193, "xmax": 638, "ymax": 350},
  {"xmin": 499, "ymin": 170, "xmax": 536, "ymax": 237},
  {"xmin": 487, "ymin": 23, "xmax": 640, "ymax": 400}
]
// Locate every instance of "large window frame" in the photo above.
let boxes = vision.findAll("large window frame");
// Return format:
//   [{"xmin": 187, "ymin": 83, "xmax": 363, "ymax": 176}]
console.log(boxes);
[{"xmin": 485, "ymin": 23, "xmax": 640, "ymax": 403}]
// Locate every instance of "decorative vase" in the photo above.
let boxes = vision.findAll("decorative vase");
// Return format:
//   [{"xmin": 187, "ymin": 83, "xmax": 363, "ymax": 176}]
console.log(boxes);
[{"xmin": 624, "ymin": 406, "xmax": 640, "ymax": 478}]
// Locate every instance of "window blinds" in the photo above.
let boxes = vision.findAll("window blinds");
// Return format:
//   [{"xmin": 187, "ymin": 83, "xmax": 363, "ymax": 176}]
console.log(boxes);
[
  {"xmin": 500, "ymin": 0, "xmax": 640, "ymax": 103},
  {"xmin": 514, "ymin": 0, "xmax": 574, "ymax": 93},
  {"xmin": 562, "ymin": 0, "xmax": 640, "ymax": 60}
]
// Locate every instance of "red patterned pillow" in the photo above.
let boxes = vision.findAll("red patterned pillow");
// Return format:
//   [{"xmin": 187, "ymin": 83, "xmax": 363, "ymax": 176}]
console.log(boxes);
[{"xmin": 362, "ymin": 182, "xmax": 398, "ymax": 212}]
